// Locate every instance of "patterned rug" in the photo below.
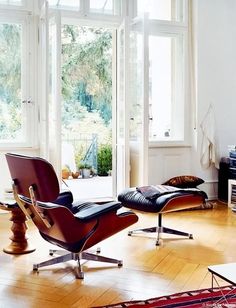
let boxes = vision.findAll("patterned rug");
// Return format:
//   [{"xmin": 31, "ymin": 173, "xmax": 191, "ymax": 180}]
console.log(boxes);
[{"xmin": 93, "ymin": 286, "xmax": 236, "ymax": 308}]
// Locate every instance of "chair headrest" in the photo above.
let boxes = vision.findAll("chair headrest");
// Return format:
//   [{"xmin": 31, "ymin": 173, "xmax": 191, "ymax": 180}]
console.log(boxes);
[{"xmin": 6, "ymin": 153, "xmax": 60, "ymax": 202}]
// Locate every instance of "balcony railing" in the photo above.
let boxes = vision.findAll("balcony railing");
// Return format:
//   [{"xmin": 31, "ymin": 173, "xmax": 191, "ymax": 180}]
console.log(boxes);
[{"xmin": 62, "ymin": 133, "xmax": 98, "ymax": 172}]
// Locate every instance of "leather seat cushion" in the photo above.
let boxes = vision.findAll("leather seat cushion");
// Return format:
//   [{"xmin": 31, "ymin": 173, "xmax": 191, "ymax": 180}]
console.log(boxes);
[{"xmin": 118, "ymin": 187, "xmax": 208, "ymax": 213}]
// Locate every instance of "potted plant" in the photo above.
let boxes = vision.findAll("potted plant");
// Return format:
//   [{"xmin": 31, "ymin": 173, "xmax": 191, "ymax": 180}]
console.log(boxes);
[
  {"xmin": 97, "ymin": 144, "xmax": 112, "ymax": 176},
  {"xmin": 61, "ymin": 165, "xmax": 71, "ymax": 179},
  {"xmin": 79, "ymin": 163, "xmax": 92, "ymax": 179}
]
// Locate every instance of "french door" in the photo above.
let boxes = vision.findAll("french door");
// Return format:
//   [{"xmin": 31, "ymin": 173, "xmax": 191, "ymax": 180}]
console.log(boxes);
[
  {"xmin": 129, "ymin": 14, "xmax": 149, "ymax": 187},
  {"xmin": 39, "ymin": 2, "xmax": 62, "ymax": 179},
  {"xmin": 116, "ymin": 17, "xmax": 130, "ymax": 193},
  {"xmin": 39, "ymin": 4, "xmax": 149, "ymax": 197},
  {"xmin": 116, "ymin": 15, "xmax": 149, "ymax": 190}
]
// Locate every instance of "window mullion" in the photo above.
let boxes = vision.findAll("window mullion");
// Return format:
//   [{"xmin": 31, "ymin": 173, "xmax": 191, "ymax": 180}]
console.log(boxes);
[{"xmin": 81, "ymin": 0, "xmax": 89, "ymax": 16}]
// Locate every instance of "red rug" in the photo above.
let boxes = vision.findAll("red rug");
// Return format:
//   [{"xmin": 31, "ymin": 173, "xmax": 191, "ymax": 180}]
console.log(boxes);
[{"xmin": 93, "ymin": 286, "xmax": 236, "ymax": 308}]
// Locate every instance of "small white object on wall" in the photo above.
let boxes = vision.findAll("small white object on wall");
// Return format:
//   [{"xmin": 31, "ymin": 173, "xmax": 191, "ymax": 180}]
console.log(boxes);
[{"xmin": 200, "ymin": 105, "xmax": 219, "ymax": 169}]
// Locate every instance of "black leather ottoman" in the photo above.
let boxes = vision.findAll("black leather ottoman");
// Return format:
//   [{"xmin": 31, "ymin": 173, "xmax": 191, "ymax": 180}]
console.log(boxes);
[{"xmin": 118, "ymin": 187, "xmax": 208, "ymax": 245}]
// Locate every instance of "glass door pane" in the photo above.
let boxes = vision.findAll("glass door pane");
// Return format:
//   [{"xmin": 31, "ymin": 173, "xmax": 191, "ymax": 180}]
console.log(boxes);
[
  {"xmin": 48, "ymin": 0, "xmax": 80, "ymax": 10},
  {"xmin": 137, "ymin": 0, "xmax": 184, "ymax": 22},
  {"xmin": 149, "ymin": 34, "xmax": 184, "ymax": 141},
  {"xmin": 0, "ymin": 0, "xmax": 23, "ymax": 5},
  {"xmin": 149, "ymin": 36, "xmax": 172, "ymax": 140},
  {"xmin": 90, "ymin": 0, "xmax": 113, "ymax": 14},
  {"xmin": 38, "ymin": 1, "xmax": 49, "ymax": 159},
  {"xmin": 129, "ymin": 16, "xmax": 149, "ymax": 187},
  {"xmin": 61, "ymin": 24, "xmax": 113, "ymax": 200},
  {"xmin": 116, "ymin": 18, "xmax": 130, "ymax": 193},
  {"xmin": 48, "ymin": 13, "xmax": 62, "ymax": 177},
  {"xmin": 0, "ymin": 22, "xmax": 25, "ymax": 142},
  {"xmin": 39, "ymin": 6, "xmax": 63, "ymax": 177}
]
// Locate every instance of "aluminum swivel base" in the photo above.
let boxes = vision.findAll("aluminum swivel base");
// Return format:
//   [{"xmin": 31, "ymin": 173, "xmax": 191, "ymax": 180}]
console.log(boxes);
[
  {"xmin": 128, "ymin": 226, "xmax": 193, "ymax": 246},
  {"xmin": 33, "ymin": 247, "xmax": 123, "ymax": 279},
  {"xmin": 128, "ymin": 213, "xmax": 193, "ymax": 246}
]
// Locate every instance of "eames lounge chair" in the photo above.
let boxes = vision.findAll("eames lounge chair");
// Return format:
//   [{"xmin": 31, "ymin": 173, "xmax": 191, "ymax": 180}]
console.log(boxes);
[{"xmin": 5, "ymin": 153, "xmax": 138, "ymax": 279}]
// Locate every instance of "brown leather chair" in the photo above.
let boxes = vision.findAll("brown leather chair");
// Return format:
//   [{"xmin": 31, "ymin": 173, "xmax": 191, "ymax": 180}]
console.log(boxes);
[{"xmin": 6, "ymin": 153, "xmax": 138, "ymax": 279}]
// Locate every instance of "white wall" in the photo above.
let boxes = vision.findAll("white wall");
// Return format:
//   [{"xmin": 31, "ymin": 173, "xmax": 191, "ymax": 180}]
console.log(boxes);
[
  {"xmin": 196, "ymin": 0, "xmax": 236, "ymax": 157},
  {"xmin": 194, "ymin": 0, "xmax": 236, "ymax": 198}
]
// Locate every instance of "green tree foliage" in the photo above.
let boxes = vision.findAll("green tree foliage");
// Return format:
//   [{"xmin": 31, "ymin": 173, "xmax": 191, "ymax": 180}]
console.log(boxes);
[
  {"xmin": 61, "ymin": 25, "xmax": 112, "ymax": 127},
  {"xmin": 61, "ymin": 25, "xmax": 113, "ymax": 168}
]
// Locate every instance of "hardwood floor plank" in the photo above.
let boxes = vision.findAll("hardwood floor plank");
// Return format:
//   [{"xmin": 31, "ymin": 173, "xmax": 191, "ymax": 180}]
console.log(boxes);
[
  {"xmin": 168, "ymin": 262, "xmax": 199, "ymax": 289},
  {"xmin": 0, "ymin": 201, "xmax": 235, "ymax": 307},
  {"xmin": 181, "ymin": 264, "xmax": 208, "ymax": 291}
]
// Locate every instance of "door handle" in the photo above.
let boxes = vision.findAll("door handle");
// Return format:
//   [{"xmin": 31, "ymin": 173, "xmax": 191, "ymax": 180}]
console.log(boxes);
[{"xmin": 22, "ymin": 98, "xmax": 33, "ymax": 104}]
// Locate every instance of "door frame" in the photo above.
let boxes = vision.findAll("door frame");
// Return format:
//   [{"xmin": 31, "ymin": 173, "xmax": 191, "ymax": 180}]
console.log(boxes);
[
  {"xmin": 39, "ymin": 9, "xmax": 148, "ymax": 197},
  {"xmin": 39, "ymin": 3, "xmax": 62, "ymax": 179}
]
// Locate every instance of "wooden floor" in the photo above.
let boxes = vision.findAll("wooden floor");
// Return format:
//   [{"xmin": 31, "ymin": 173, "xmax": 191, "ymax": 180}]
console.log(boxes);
[{"xmin": 0, "ymin": 200, "xmax": 235, "ymax": 307}]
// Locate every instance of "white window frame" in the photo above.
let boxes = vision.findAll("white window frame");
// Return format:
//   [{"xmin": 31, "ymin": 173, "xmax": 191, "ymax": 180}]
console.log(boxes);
[
  {"xmin": 148, "ymin": 21, "xmax": 189, "ymax": 145},
  {"xmin": 0, "ymin": 8, "xmax": 38, "ymax": 149},
  {"xmin": 133, "ymin": 0, "xmax": 190, "ymax": 146},
  {"xmin": 47, "ymin": 0, "xmax": 127, "ymax": 25},
  {"xmin": 0, "ymin": 0, "xmax": 34, "ymax": 11}
]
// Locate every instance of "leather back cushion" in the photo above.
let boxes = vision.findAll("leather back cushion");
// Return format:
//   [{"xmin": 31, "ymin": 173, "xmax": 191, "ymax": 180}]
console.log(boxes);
[{"xmin": 162, "ymin": 175, "xmax": 204, "ymax": 188}]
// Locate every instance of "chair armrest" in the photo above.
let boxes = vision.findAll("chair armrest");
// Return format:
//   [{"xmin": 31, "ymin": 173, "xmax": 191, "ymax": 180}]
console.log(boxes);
[{"xmin": 74, "ymin": 201, "xmax": 122, "ymax": 221}]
